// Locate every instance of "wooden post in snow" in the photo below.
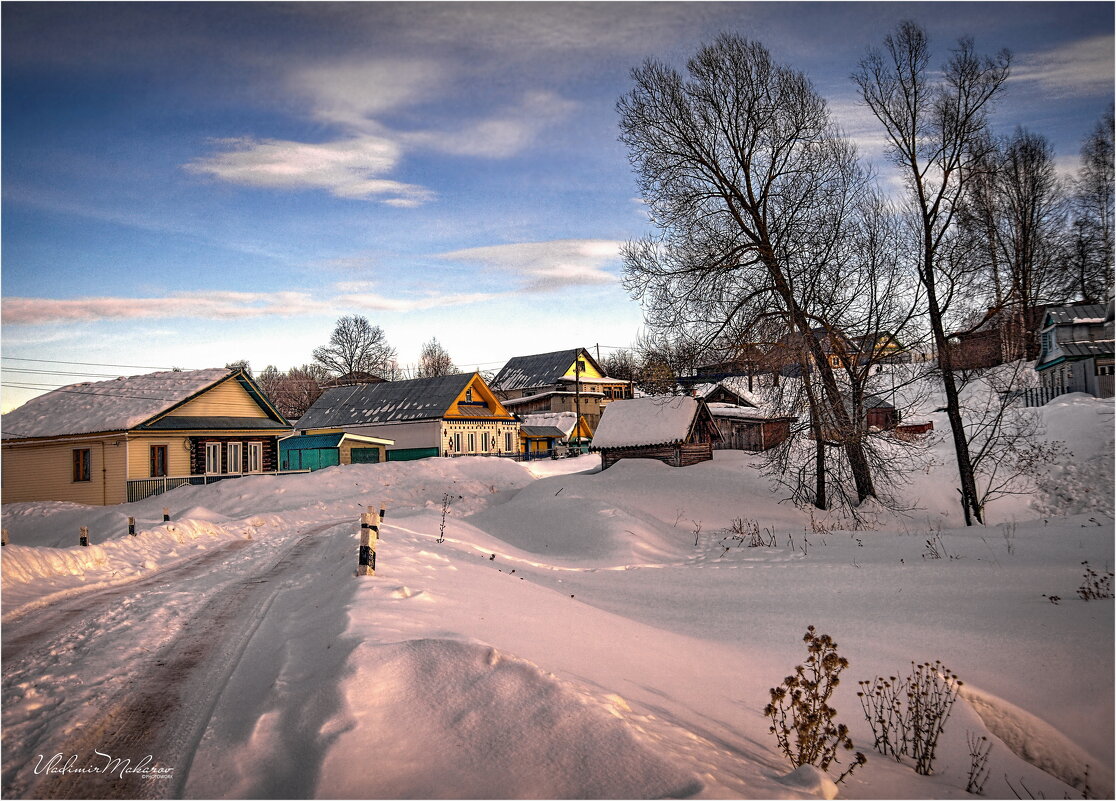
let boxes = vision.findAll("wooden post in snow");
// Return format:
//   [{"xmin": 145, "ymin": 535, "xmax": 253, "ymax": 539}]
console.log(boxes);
[
  {"xmin": 358, "ymin": 511, "xmax": 379, "ymax": 576},
  {"xmin": 163, "ymin": 507, "xmax": 171, "ymax": 522},
  {"xmin": 128, "ymin": 516, "xmax": 136, "ymax": 536},
  {"xmin": 1, "ymin": 529, "xmax": 8, "ymax": 546},
  {"xmin": 80, "ymin": 526, "xmax": 89, "ymax": 547}
]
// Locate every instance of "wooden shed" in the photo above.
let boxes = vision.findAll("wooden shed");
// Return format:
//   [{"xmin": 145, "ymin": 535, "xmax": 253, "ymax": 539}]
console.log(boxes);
[
  {"xmin": 591, "ymin": 396, "xmax": 722, "ymax": 470},
  {"xmin": 707, "ymin": 404, "xmax": 796, "ymax": 451}
]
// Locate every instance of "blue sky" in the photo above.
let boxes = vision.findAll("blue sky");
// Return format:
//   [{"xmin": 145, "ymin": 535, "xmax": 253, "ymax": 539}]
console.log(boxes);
[{"xmin": 3, "ymin": 2, "xmax": 1113, "ymax": 411}]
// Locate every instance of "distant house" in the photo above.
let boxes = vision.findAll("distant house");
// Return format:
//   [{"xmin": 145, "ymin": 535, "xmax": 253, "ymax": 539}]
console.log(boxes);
[
  {"xmin": 946, "ymin": 305, "xmax": 1051, "ymax": 369},
  {"xmin": 591, "ymin": 396, "xmax": 722, "ymax": 470},
  {"xmin": 689, "ymin": 378, "xmax": 763, "ymax": 408},
  {"xmin": 1034, "ymin": 303, "xmax": 1114, "ymax": 397},
  {"xmin": 295, "ymin": 372, "xmax": 519, "ymax": 461},
  {"xmin": 320, "ymin": 371, "xmax": 388, "ymax": 389},
  {"xmin": 491, "ymin": 348, "xmax": 631, "ymax": 434},
  {"xmin": 517, "ymin": 411, "xmax": 592, "ymax": 458},
  {"xmin": 279, "ymin": 431, "xmax": 394, "ymax": 471},
  {"xmin": 1, "ymin": 368, "xmax": 292, "ymax": 505}
]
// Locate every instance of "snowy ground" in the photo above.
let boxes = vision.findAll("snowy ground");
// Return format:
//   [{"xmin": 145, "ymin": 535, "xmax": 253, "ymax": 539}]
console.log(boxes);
[{"xmin": 1, "ymin": 393, "xmax": 1112, "ymax": 799}]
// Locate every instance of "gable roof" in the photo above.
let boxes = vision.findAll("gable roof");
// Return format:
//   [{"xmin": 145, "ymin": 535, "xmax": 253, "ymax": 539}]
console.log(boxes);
[
  {"xmin": 491, "ymin": 348, "xmax": 605, "ymax": 392},
  {"xmin": 591, "ymin": 396, "xmax": 719, "ymax": 449},
  {"xmin": 1, "ymin": 368, "xmax": 287, "ymax": 440},
  {"xmin": 690, "ymin": 378, "xmax": 761, "ymax": 407},
  {"xmin": 295, "ymin": 373, "xmax": 509, "ymax": 429},
  {"xmin": 519, "ymin": 411, "xmax": 581, "ymax": 438}
]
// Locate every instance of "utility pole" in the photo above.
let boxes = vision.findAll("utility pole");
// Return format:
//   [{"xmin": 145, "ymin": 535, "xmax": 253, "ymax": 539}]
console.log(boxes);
[{"xmin": 574, "ymin": 352, "xmax": 582, "ymax": 452}]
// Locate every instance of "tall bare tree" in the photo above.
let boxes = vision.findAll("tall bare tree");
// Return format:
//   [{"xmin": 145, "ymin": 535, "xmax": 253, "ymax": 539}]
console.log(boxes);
[
  {"xmin": 855, "ymin": 21, "xmax": 1011, "ymax": 525},
  {"xmin": 416, "ymin": 338, "xmax": 457, "ymax": 378},
  {"xmin": 313, "ymin": 315, "xmax": 397, "ymax": 379},
  {"xmin": 1068, "ymin": 108, "xmax": 1115, "ymax": 303},
  {"xmin": 618, "ymin": 33, "xmax": 879, "ymax": 505}
]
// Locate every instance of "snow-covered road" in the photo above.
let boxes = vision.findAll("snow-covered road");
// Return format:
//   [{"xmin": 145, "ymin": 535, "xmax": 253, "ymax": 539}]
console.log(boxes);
[{"xmin": 2, "ymin": 520, "xmax": 349, "ymax": 799}]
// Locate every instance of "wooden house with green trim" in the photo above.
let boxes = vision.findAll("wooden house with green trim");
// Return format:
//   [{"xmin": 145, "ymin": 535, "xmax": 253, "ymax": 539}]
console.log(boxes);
[
  {"xmin": 295, "ymin": 372, "xmax": 519, "ymax": 460},
  {"xmin": 1, "ymin": 368, "xmax": 293, "ymax": 505}
]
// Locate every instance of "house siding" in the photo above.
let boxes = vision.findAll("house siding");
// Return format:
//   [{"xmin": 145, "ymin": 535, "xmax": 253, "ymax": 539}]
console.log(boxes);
[
  {"xmin": 2, "ymin": 437, "xmax": 128, "ymax": 505},
  {"xmin": 127, "ymin": 435, "xmax": 193, "ymax": 478},
  {"xmin": 171, "ymin": 378, "xmax": 270, "ymax": 419}
]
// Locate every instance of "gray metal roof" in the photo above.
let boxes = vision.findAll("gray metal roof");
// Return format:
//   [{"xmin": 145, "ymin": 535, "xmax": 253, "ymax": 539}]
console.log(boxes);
[
  {"xmin": 296, "ymin": 373, "xmax": 495, "ymax": 428},
  {"xmin": 520, "ymin": 425, "xmax": 566, "ymax": 438},
  {"xmin": 1045, "ymin": 304, "xmax": 1108, "ymax": 325},
  {"xmin": 491, "ymin": 348, "xmax": 603, "ymax": 392},
  {"xmin": 143, "ymin": 416, "xmax": 291, "ymax": 431},
  {"xmin": 1059, "ymin": 341, "xmax": 1115, "ymax": 358}
]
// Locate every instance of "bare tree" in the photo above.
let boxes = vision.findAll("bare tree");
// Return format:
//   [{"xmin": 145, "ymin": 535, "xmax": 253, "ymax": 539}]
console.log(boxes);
[
  {"xmin": 618, "ymin": 33, "xmax": 879, "ymax": 505},
  {"xmin": 313, "ymin": 315, "xmax": 397, "ymax": 379},
  {"xmin": 415, "ymin": 338, "xmax": 457, "ymax": 378},
  {"xmin": 855, "ymin": 21, "xmax": 1011, "ymax": 525},
  {"xmin": 1068, "ymin": 108, "xmax": 1115, "ymax": 303}
]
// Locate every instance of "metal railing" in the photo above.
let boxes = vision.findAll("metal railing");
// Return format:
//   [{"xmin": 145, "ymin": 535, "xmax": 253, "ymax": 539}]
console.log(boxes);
[{"xmin": 127, "ymin": 470, "xmax": 310, "ymax": 503}]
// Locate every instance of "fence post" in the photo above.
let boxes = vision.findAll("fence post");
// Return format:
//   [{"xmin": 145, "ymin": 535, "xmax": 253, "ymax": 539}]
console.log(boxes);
[
  {"xmin": 80, "ymin": 526, "xmax": 89, "ymax": 547},
  {"xmin": 163, "ymin": 507, "xmax": 170, "ymax": 522},
  {"xmin": 1, "ymin": 529, "xmax": 7, "ymax": 546},
  {"xmin": 128, "ymin": 516, "xmax": 136, "ymax": 536},
  {"xmin": 358, "ymin": 511, "xmax": 379, "ymax": 576}
]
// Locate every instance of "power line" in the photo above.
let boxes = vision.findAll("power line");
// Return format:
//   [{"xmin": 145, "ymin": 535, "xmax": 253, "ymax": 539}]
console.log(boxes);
[
  {"xmin": 2, "ymin": 356, "xmax": 176, "ymax": 370},
  {"xmin": 1, "ymin": 382, "xmax": 184, "ymax": 402}
]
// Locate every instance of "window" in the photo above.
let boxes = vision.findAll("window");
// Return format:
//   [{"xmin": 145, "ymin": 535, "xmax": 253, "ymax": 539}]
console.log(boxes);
[
  {"xmin": 468, "ymin": 432, "xmax": 476, "ymax": 452},
  {"xmin": 150, "ymin": 445, "xmax": 168, "ymax": 477},
  {"xmin": 227, "ymin": 442, "xmax": 243, "ymax": 474},
  {"xmin": 482, "ymin": 432, "xmax": 490, "ymax": 451},
  {"xmin": 505, "ymin": 432, "xmax": 513, "ymax": 452},
  {"xmin": 73, "ymin": 448, "xmax": 91, "ymax": 482},
  {"xmin": 247, "ymin": 442, "xmax": 263, "ymax": 472},
  {"xmin": 577, "ymin": 360, "xmax": 586, "ymax": 373},
  {"xmin": 465, "ymin": 388, "xmax": 473, "ymax": 402},
  {"xmin": 205, "ymin": 442, "xmax": 222, "ymax": 474},
  {"xmin": 454, "ymin": 432, "xmax": 462, "ymax": 453}
]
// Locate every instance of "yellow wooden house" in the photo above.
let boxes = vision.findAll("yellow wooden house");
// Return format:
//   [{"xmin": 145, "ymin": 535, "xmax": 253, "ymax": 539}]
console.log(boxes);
[
  {"xmin": 295, "ymin": 372, "xmax": 520, "ymax": 460},
  {"xmin": 1, "ymin": 368, "xmax": 294, "ymax": 505},
  {"xmin": 491, "ymin": 348, "xmax": 632, "ymax": 434}
]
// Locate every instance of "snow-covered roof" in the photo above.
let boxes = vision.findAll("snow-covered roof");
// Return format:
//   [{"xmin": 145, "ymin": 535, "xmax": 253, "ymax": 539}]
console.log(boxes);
[
  {"xmin": 690, "ymin": 378, "xmax": 761, "ymax": 407},
  {"xmin": 591, "ymin": 396, "xmax": 702, "ymax": 449},
  {"xmin": 1045, "ymin": 304, "xmax": 1109, "ymax": 326},
  {"xmin": 296, "ymin": 373, "xmax": 511, "ymax": 428},
  {"xmin": 2, "ymin": 368, "xmax": 235, "ymax": 439},
  {"xmin": 520, "ymin": 411, "xmax": 579, "ymax": 437},
  {"xmin": 706, "ymin": 402, "xmax": 773, "ymax": 420}
]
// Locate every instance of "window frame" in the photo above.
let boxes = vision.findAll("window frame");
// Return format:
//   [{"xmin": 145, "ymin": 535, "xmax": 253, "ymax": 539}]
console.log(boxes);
[
  {"xmin": 205, "ymin": 442, "xmax": 222, "ymax": 475},
  {"xmin": 150, "ymin": 444, "xmax": 168, "ymax": 478},
  {"xmin": 247, "ymin": 442, "xmax": 263, "ymax": 472},
  {"xmin": 226, "ymin": 442, "xmax": 243, "ymax": 474},
  {"xmin": 73, "ymin": 448, "xmax": 92, "ymax": 483}
]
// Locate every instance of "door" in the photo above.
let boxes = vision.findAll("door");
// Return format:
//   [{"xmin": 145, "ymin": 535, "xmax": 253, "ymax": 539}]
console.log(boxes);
[{"xmin": 351, "ymin": 447, "xmax": 381, "ymax": 464}]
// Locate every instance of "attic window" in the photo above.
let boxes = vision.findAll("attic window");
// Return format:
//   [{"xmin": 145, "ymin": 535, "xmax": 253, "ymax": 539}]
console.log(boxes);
[
  {"xmin": 465, "ymin": 388, "xmax": 473, "ymax": 402},
  {"xmin": 577, "ymin": 360, "xmax": 586, "ymax": 373}
]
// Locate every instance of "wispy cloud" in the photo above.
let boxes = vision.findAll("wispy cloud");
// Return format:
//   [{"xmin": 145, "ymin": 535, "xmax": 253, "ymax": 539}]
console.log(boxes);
[
  {"xmin": 439, "ymin": 239, "xmax": 623, "ymax": 292},
  {"xmin": 185, "ymin": 135, "xmax": 435, "ymax": 205},
  {"xmin": 2, "ymin": 285, "xmax": 497, "ymax": 325},
  {"xmin": 1011, "ymin": 35, "xmax": 1115, "ymax": 97}
]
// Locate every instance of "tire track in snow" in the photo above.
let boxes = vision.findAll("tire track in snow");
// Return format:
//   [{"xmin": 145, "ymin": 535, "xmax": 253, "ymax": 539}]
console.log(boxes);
[{"xmin": 2, "ymin": 521, "xmax": 346, "ymax": 800}]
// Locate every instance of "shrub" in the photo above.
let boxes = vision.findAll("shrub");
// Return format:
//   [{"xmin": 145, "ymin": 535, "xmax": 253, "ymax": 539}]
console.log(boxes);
[
  {"xmin": 764, "ymin": 626, "xmax": 866, "ymax": 783},
  {"xmin": 857, "ymin": 660, "xmax": 962, "ymax": 775},
  {"xmin": 1077, "ymin": 561, "xmax": 1113, "ymax": 600}
]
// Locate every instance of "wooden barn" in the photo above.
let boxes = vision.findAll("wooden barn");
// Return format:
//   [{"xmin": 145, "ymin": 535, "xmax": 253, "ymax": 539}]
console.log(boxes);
[
  {"xmin": 707, "ymin": 404, "xmax": 796, "ymax": 451},
  {"xmin": 591, "ymin": 396, "xmax": 722, "ymax": 470}
]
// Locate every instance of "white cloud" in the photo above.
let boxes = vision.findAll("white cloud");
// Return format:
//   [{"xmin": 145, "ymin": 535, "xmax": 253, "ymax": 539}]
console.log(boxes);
[
  {"xmin": 439, "ymin": 239, "xmax": 623, "ymax": 292},
  {"xmin": 1011, "ymin": 35, "xmax": 1115, "ymax": 97},
  {"xmin": 337, "ymin": 290, "xmax": 500, "ymax": 312},
  {"xmin": 185, "ymin": 135, "xmax": 435, "ymax": 205},
  {"xmin": 291, "ymin": 59, "xmax": 446, "ymax": 128}
]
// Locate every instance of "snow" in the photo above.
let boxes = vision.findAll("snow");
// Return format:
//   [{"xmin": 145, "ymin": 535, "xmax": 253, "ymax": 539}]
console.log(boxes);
[
  {"xmin": 590, "ymin": 395, "xmax": 700, "ymax": 448},
  {"xmin": 1, "ymin": 368, "xmax": 232, "ymax": 438},
  {"xmin": 1, "ymin": 387, "xmax": 1113, "ymax": 799}
]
